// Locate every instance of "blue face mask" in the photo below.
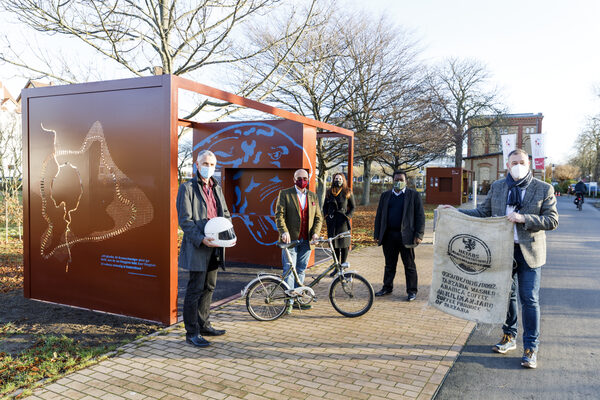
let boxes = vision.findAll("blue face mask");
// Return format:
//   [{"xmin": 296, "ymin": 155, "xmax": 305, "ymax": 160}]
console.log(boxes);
[{"xmin": 199, "ymin": 165, "xmax": 215, "ymax": 179}]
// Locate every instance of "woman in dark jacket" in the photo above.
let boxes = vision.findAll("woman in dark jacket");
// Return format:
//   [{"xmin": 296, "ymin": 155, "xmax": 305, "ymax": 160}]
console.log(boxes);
[{"xmin": 323, "ymin": 172, "xmax": 355, "ymax": 264}]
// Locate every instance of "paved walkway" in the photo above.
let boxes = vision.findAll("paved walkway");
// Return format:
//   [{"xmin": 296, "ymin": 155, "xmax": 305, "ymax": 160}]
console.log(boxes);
[{"xmin": 26, "ymin": 220, "xmax": 476, "ymax": 400}]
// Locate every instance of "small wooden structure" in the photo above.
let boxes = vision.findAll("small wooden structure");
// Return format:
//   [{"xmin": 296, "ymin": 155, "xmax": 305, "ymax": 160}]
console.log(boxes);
[{"xmin": 425, "ymin": 167, "xmax": 470, "ymax": 205}]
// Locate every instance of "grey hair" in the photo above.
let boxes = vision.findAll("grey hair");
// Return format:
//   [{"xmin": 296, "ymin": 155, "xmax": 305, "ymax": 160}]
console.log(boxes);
[
  {"xmin": 196, "ymin": 149, "xmax": 216, "ymax": 163},
  {"xmin": 507, "ymin": 148, "xmax": 529, "ymax": 158}
]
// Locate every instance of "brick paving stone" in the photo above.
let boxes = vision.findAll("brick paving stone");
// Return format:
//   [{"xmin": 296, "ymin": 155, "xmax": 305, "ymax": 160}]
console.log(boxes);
[
  {"xmin": 44, "ymin": 383, "xmax": 68, "ymax": 394},
  {"xmin": 57, "ymin": 389, "xmax": 86, "ymax": 399},
  {"xmin": 100, "ymin": 393, "xmax": 127, "ymax": 400},
  {"xmin": 22, "ymin": 240, "xmax": 478, "ymax": 400},
  {"xmin": 202, "ymin": 389, "xmax": 228, "ymax": 399}
]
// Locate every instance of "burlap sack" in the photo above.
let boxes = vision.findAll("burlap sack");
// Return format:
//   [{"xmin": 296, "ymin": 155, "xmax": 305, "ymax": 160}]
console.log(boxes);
[{"xmin": 428, "ymin": 208, "xmax": 514, "ymax": 324}]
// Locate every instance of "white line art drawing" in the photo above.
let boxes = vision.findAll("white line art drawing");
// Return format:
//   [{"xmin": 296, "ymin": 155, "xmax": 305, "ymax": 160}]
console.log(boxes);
[{"xmin": 39, "ymin": 121, "xmax": 154, "ymax": 271}]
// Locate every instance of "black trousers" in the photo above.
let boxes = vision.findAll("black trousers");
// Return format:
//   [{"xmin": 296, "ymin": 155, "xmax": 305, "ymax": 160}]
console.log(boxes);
[
  {"xmin": 382, "ymin": 231, "xmax": 418, "ymax": 294},
  {"xmin": 334, "ymin": 247, "xmax": 349, "ymax": 264},
  {"xmin": 183, "ymin": 263, "xmax": 218, "ymax": 338}
]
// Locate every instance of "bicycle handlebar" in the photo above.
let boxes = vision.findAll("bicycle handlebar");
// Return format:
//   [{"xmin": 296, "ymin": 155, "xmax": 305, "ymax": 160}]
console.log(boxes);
[
  {"xmin": 275, "ymin": 231, "xmax": 351, "ymax": 248},
  {"xmin": 311, "ymin": 231, "xmax": 351, "ymax": 244},
  {"xmin": 276, "ymin": 240, "xmax": 302, "ymax": 249}
]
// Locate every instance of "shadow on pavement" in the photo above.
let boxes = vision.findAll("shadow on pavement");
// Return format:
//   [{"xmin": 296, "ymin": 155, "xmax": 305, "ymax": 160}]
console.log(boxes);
[{"xmin": 177, "ymin": 248, "xmax": 332, "ymax": 317}]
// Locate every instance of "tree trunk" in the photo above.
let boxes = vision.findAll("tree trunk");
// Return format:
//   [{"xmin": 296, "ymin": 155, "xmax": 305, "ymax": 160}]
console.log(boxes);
[
  {"xmin": 4, "ymin": 196, "xmax": 8, "ymax": 244},
  {"xmin": 361, "ymin": 159, "xmax": 372, "ymax": 206},
  {"xmin": 316, "ymin": 172, "xmax": 328, "ymax": 208},
  {"xmin": 454, "ymin": 136, "xmax": 464, "ymax": 168}
]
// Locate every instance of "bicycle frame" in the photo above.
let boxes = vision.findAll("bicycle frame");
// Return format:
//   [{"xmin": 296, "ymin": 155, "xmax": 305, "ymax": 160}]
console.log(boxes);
[{"xmin": 241, "ymin": 231, "xmax": 354, "ymax": 299}]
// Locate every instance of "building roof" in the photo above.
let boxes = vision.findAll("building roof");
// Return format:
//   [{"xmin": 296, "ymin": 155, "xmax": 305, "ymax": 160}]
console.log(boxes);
[
  {"xmin": 16, "ymin": 79, "xmax": 52, "ymax": 103},
  {"xmin": 1, "ymin": 81, "xmax": 19, "ymax": 112},
  {"xmin": 471, "ymin": 112, "xmax": 543, "ymax": 121},
  {"xmin": 499, "ymin": 113, "xmax": 543, "ymax": 119}
]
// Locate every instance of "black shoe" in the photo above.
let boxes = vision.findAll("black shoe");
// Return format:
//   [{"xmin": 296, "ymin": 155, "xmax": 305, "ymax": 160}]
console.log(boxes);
[
  {"xmin": 186, "ymin": 335, "xmax": 210, "ymax": 347},
  {"xmin": 293, "ymin": 303, "xmax": 312, "ymax": 310},
  {"xmin": 375, "ymin": 289, "xmax": 392, "ymax": 297},
  {"xmin": 199, "ymin": 326, "xmax": 226, "ymax": 336},
  {"xmin": 407, "ymin": 293, "xmax": 416, "ymax": 302}
]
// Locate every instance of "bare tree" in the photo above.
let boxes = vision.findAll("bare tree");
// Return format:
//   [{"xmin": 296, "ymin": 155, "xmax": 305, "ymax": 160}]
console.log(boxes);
[
  {"xmin": 572, "ymin": 116, "xmax": 600, "ymax": 181},
  {"xmin": 341, "ymin": 14, "xmax": 422, "ymax": 205},
  {"xmin": 427, "ymin": 58, "xmax": 504, "ymax": 168},
  {"xmin": 178, "ymin": 129, "xmax": 193, "ymax": 184},
  {"xmin": 1, "ymin": 0, "xmax": 322, "ymax": 185},
  {"xmin": 2, "ymin": 0, "xmax": 313, "ymax": 78},
  {"xmin": 237, "ymin": 2, "xmax": 357, "ymax": 205},
  {"xmin": 0, "ymin": 0, "xmax": 320, "ymax": 124},
  {"xmin": 0, "ymin": 112, "xmax": 23, "ymax": 242},
  {"xmin": 377, "ymin": 85, "xmax": 451, "ymax": 176}
]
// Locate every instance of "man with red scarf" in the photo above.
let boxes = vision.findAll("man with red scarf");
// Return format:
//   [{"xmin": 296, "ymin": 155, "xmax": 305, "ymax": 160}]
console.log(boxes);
[{"xmin": 275, "ymin": 169, "xmax": 323, "ymax": 314}]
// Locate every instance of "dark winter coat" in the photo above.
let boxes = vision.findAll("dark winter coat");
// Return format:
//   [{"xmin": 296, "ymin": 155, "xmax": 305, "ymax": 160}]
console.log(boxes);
[
  {"xmin": 323, "ymin": 190, "xmax": 355, "ymax": 248},
  {"xmin": 176, "ymin": 175, "xmax": 231, "ymax": 271},
  {"xmin": 373, "ymin": 188, "xmax": 425, "ymax": 248}
]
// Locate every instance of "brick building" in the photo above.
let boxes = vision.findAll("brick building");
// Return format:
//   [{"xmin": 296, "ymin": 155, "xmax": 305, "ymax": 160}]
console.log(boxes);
[{"xmin": 464, "ymin": 113, "xmax": 543, "ymax": 193}]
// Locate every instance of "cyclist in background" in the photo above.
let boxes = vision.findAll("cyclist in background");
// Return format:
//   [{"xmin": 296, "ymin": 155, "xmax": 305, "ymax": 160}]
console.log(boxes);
[{"xmin": 574, "ymin": 180, "xmax": 586, "ymax": 205}]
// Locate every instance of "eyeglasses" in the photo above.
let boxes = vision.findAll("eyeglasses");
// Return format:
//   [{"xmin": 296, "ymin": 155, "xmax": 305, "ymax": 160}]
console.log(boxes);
[{"xmin": 296, "ymin": 177, "xmax": 308, "ymax": 181}]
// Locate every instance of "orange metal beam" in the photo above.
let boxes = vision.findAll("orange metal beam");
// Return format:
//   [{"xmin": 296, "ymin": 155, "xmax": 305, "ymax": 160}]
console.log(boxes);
[{"xmin": 172, "ymin": 75, "xmax": 353, "ymax": 137}]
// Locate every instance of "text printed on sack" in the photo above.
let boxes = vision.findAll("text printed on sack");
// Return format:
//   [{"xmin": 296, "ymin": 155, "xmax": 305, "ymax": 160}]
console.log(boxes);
[{"xmin": 434, "ymin": 271, "xmax": 497, "ymax": 314}]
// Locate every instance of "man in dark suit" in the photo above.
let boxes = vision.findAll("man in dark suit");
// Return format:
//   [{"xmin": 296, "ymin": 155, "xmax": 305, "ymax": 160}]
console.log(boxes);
[
  {"xmin": 445, "ymin": 148, "xmax": 558, "ymax": 369},
  {"xmin": 275, "ymin": 169, "xmax": 323, "ymax": 314},
  {"xmin": 373, "ymin": 170, "xmax": 425, "ymax": 301},
  {"xmin": 177, "ymin": 150, "xmax": 232, "ymax": 347}
]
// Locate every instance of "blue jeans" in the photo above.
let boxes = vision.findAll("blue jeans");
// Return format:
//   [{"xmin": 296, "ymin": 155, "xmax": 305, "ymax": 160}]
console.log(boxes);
[
  {"xmin": 282, "ymin": 240, "xmax": 312, "ymax": 303},
  {"xmin": 503, "ymin": 245, "xmax": 541, "ymax": 350}
]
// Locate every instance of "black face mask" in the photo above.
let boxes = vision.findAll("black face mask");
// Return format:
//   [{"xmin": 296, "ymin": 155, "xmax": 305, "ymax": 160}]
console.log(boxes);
[{"xmin": 333, "ymin": 180, "xmax": 343, "ymax": 187}]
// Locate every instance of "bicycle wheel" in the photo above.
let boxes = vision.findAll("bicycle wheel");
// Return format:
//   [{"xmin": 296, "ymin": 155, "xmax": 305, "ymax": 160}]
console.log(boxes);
[
  {"xmin": 245, "ymin": 277, "xmax": 288, "ymax": 321},
  {"xmin": 329, "ymin": 273, "xmax": 374, "ymax": 317}
]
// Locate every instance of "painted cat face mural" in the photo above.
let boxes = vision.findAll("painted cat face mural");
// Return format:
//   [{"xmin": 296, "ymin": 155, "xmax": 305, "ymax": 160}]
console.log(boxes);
[{"xmin": 194, "ymin": 122, "xmax": 313, "ymax": 246}]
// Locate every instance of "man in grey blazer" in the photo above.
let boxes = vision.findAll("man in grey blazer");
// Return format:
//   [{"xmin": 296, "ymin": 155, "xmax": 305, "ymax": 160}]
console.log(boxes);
[
  {"xmin": 446, "ymin": 148, "xmax": 558, "ymax": 369},
  {"xmin": 374, "ymin": 170, "xmax": 425, "ymax": 301},
  {"xmin": 177, "ymin": 150, "xmax": 233, "ymax": 347}
]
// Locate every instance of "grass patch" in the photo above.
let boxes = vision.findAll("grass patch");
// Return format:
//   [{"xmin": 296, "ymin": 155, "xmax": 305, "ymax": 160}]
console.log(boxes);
[{"xmin": 0, "ymin": 335, "xmax": 119, "ymax": 398}]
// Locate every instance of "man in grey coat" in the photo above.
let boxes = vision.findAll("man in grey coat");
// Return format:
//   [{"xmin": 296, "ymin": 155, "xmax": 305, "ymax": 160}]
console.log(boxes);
[
  {"xmin": 444, "ymin": 148, "xmax": 558, "ymax": 369},
  {"xmin": 177, "ymin": 150, "xmax": 232, "ymax": 347},
  {"xmin": 374, "ymin": 170, "xmax": 425, "ymax": 301}
]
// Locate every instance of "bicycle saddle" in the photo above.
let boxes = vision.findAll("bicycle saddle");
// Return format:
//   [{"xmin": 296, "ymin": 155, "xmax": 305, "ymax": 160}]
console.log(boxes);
[{"xmin": 277, "ymin": 240, "xmax": 301, "ymax": 249}]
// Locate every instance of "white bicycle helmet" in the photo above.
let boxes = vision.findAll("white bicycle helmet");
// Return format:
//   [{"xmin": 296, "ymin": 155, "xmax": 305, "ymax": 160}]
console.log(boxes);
[{"xmin": 204, "ymin": 217, "xmax": 237, "ymax": 247}]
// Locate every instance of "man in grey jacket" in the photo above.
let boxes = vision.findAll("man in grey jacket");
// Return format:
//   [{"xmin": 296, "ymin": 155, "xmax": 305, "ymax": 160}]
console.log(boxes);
[
  {"xmin": 177, "ymin": 150, "xmax": 232, "ymax": 347},
  {"xmin": 373, "ymin": 170, "xmax": 425, "ymax": 301},
  {"xmin": 445, "ymin": 148, "xmax": 558, "ymax": 369}
]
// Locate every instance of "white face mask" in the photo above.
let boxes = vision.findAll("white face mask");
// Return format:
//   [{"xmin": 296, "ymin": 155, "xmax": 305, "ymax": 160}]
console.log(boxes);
[
  {"xmin": 510, "ymin": 164, "xmax": 529, "ymax": 180},
  {"xmin": 199, "ymin": 165, "xmax": 215, "ymax": 179}
]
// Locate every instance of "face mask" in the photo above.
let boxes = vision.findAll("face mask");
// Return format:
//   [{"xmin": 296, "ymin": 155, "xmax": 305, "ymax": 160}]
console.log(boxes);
[
  {"xmin": 394, "ymin": 181, "xmax": 406, "ymax": 191},
  {"xmin": 510, "ymin": 164, "xmax": 529, "ymax": 180},
  {"xmin": 199, "ymin": 165, "xmax": 215, "ymax": 179},
  {"xmin": 334, "ymin": 179, "xmax": 343, "ymax": 187},
  {"xmin": 295, "ymin": 178, "xmax": 308, "ymax": 189}
]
